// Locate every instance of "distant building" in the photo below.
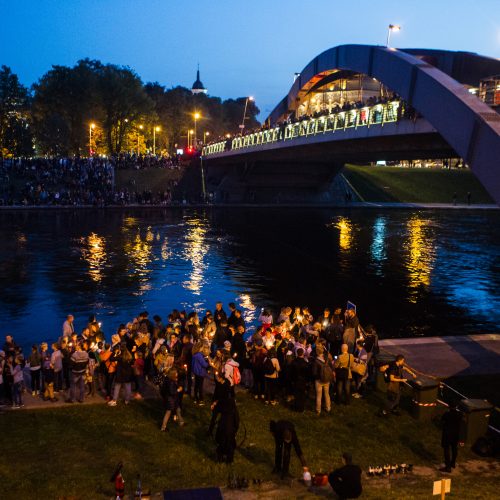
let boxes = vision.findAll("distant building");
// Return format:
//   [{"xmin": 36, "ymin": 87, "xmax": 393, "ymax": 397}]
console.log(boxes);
[{"xmin": 191, "ymin": 66, "xmax": 207, "ymax": 95}]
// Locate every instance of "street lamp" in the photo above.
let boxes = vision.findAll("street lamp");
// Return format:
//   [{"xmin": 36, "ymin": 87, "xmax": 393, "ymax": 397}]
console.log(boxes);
[
  {"xmin": 153, "ymin": 126, "xmax": 161, "ymax": 156},
  {"xmin": 137, "ymin": 124, "xmax": 143, "ymax": 155},
  {"xmin": 203, "ymin": 131, "xmax": 210, "ymax": 144},
  {"xmin": 386, "ymin": 24, "xmax": 401, "ymax": 47},
  {"xmin": 188, "ymin": 129, "xmax": 194, "ymax": 149},
  {"xmin": 89, "ymin": 123, "xmax": 96, "ymax": 156},
  {"xmin": 193, "ymin": 112, "xmax": 201, "ymax": 150},
  {"xmin": 240, "ymin": 96, "xmax": 254, "ymax": 133}
]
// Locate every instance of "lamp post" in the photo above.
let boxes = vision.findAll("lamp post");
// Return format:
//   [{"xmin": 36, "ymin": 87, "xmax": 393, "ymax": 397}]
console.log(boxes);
[
  {"xmin": 188, "ymin": 129, "xmax": 194, "ymax": 149},
  {"xmin": 240, "ymin": 96, "xmax": 254, "ymax": 133},
  {"xmin": 386, "ymin": 24, "xmax": 401, "ymax": 47},
  {"xmin": 193, "ymin": 112, "xmax": 200, "ymax": 150},
  {"xmin": 137, "ymin": 124, "xmax": 143, "ymax": 155},
  {"xmin": 153, "ymin": 126, "xmax": 160, "ymax": 156},
  {"xmin": 203, "ymin": 131, "xmax": 210, "ymax": 144},
  {"xmin": 89, "ymin": 123, "xmax": 96, "ymax": 156}
]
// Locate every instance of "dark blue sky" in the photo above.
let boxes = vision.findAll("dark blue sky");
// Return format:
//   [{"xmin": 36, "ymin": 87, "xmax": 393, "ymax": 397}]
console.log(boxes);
[{"xmin": 2, "ymin": 0, "xmax": 499, "ymax": 118}]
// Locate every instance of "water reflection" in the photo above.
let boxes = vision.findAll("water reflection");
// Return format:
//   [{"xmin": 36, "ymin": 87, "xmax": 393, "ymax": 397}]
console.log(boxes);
[
  {"xmin": 370, "ymin": 217, "xmax": 387, "ymax": 274},
  {"xmin": 124, "ymin": 230, "xmax": 153, "ymax": 280},
  {"xmin": 405, "ymin": 217, "xmax": 436, "ymax": 302},
  {"xmin": 182, "ymin": 217, "xmax": 209, "ymax": 294},
  {"xmin": 239, "ymin": 293, "xmax": 257, "ymax": 327},
  {"xmin": 81, "ymin": 233, "xmax": 107, "ymax": 283},
  {"xmin": 336, "ymin": 216, "xmax": 353, "ymax": 251}
]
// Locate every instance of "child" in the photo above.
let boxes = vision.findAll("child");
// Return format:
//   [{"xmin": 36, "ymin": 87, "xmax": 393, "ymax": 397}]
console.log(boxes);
[
  {"xmin": 11, "ymin": 356, "xmax": 24, "ymax": 408},
  {"xmin": 132, "ymin": 351, "xmax": 145, "ymax": 399},
  {"xmin": 42, "ymin": 356, "xmax": 57, "ymax": 402}
]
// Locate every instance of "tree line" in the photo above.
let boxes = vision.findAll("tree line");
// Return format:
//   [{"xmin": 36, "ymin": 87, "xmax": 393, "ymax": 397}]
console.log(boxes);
[{"xmin": 0, "ymin": 60, "xmax": 260, "ymax": 157}]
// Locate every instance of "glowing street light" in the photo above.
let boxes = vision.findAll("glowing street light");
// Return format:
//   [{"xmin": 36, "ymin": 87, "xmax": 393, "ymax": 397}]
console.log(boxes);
[
  {"xmin": 240, "ymin": 96, "xmax": 254, "ymax": 133},
  {"xmin": 193, "ymin": 112, "xmax": 201, "ymax": 150},
  {"xmin": 386, "ymin": 24, "xmax": 401, "ymax": 47},
  {"xmin": 137, "ymin": 124, "xmax": 143, "ymax": 155},
  {"xmin": 188, "ymin": 129, "xmax": 194, "ymax": 149},
  {"xmin": 153, "ymin": 126, "xmax": 161, "ymax": 156},
  {"xmin": 89, "ymin": 122, "xmax": 96, "ymax": 156},
  {"xmin": 203, "ymin": 131, "xmax": 210, "ymax": 144}
]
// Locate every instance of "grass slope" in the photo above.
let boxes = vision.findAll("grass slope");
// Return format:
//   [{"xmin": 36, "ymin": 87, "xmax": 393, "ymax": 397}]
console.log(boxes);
[
  {"xmin": 115, "ymin": 169, "xmax": 183, "ymax": 193},
  {"xmin": 0, "ymin": 390, "xmax": 499, "ymax": 499},
  {"xmin": 343, "ymin": 166, "xmax": 494, "ymax": 204}
]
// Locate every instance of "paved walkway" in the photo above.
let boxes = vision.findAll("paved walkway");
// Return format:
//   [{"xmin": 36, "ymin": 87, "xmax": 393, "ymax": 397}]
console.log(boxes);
[{"xmin": 379, "ymin": 334, "xmax": 500, "ymax": 378}]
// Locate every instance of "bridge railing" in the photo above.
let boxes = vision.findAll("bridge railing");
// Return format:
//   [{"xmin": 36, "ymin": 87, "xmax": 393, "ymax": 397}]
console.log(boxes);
[{"xmin": 202, "ymin": 101, "xmax": 402, "ymax": 156}]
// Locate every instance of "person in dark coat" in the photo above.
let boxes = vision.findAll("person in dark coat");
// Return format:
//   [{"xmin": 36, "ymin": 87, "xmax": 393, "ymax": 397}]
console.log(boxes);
[
  {"xmin": 270, "ymin": 420, "xmax": 307, "ymax": 479},
  {"xmin": 208, "ymin": 397, "xmax": 239, "ymax": 463},
  {"xmin": 160, "ymin": 368, "xmax": 184, "ymax": 431},
  {"xmin": 290, "ymin": 348, "xmax": 310, "ymax": 412},
  {"xmin": 328, "ymin": 452, "xmax": 362, "ymax": 499},
  {"xmin": 440, "ymin": 402, "xmax": 462, "ymax": 472}
]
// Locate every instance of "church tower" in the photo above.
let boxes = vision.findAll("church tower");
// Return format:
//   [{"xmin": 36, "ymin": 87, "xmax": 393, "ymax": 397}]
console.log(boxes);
[{"xmin": 191, "ymin": 65, "xmax": 207, "ymax": 95}]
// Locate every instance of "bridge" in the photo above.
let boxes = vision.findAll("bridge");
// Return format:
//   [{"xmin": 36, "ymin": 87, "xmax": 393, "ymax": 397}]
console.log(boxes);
[{"xmin": 202, "ymin": 45, "xmax": 500, "ymax": 205}]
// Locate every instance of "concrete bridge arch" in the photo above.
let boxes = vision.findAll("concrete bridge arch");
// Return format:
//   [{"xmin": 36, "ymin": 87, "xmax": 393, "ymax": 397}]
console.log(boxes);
[{"xmin": 268, "ymin": 45, "xmax": 500, "ymax": 204}]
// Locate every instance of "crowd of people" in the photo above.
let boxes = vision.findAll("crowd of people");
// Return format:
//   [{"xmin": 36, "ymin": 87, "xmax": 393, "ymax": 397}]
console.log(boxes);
[
  {"xmin": 1, "ymin": 300, "xmax": 467, "ymax": 498},
  {"xmin": 0, "ymin": 303, "xmax": 380, "ymax": 415},
  {"xmin": 0, "ymin": 155, "xmax": 181, "ymax": 206}
]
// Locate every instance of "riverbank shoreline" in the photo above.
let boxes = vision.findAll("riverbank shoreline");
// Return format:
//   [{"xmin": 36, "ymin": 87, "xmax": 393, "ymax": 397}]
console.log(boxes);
[{"xmin": 0, "ymin": 201, "xmax": 498, "ymax": 210}]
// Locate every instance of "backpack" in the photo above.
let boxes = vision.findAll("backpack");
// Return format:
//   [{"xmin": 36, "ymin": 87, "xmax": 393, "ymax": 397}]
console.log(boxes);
[
  {"xmin": 319, "ymin": 360, "xmax": 334, "ymax": 383},
  {"xmin": 232, "ymin": 365, "xmax": 241, "ymax": 385},
  {"xmin": 263, "ymin": 357, "xmax": 276, "ymax": 376}
]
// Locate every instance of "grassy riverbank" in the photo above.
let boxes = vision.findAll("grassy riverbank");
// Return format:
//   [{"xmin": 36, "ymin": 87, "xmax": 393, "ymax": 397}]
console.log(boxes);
[
  {"xmin": 1, "ymin": 389, "xmax": 498, "ymax": 499},
  {"xmin": 343, "ymin": 165, "xmax": 494, "ymax": 204}
]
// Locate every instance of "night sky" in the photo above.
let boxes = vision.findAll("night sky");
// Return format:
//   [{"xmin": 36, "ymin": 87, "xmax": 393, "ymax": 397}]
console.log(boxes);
[{"xmin": 2, "ymin": 0, "xmax": 500, "ymax": 118}]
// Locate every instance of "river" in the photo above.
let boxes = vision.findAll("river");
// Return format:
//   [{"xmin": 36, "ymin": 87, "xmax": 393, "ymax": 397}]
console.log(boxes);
[{"xmin": 0, "ymin": 207, "xmax": 498, "ymax": 348}]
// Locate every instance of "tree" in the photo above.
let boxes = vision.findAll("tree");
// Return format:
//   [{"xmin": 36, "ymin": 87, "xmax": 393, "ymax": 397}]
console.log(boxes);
[
  {"xmin": 222, "ymin": 97, "xmax": 260, "ymax": 135},
  {"xmin": 0, "ymin": 66, "xmax": 32, "ymax": 158},
  {"xmin": 31, "ymin": 59, "xmax": 102, "ymax": 155},
  {"xmin": 98, "ymin": 65, "xmax": 155, "ymax": 154}
]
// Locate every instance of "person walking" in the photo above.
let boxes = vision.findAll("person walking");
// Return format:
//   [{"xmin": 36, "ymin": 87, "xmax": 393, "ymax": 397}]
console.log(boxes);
[
  {"xmin": 160, "ymin": 368, "xmax": 184, "ymax": 431},
  {"xmin": 439, "ymin": 402, "xmax": 462, "ymax": 472}
]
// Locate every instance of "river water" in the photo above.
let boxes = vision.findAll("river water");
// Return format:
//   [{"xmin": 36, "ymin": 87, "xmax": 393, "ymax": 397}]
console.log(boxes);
[{"xmin": 0, "ymin": 208, "xmax": 499, "ymax": 348}]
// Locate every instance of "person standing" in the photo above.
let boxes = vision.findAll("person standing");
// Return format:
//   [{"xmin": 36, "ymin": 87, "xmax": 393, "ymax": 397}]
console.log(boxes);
[
  {"xmin": 439, "ymin": 402, "xmax": 462, "ymax": 472},
  {"xmin": 328, "ymin": 452, "xmax": 362, "ymax": 499},
  {"xmin": 290, "ymin": 348, "xmax": 309, "ymax": 412},
  {"xmin": 51, "ymin": 342, "xmax": 63, "ymax": 393},
  {"xmin": 380, "ymin": 354, "xmax": 416, "ymax": 416},
  {"xmin": 62, "ymin": 315, "xmax": 75, "ymax": 338},
  {"xmin": 68, "ymin": 342, "xmax": 89, "ymax": 403},
  {"xmin": 208, "ymin": 397, "xmax": 239, "ymax": 463},
  {"xmin": 270, "ymin": 420, "xmax": 308, "ymax": 479},
  {"xmin": 108, "ymin": 346, "xmax": 134, "ymax": 406},
  {"xmin": 192, "ymin": 346, "xmax": 209, "ymax": 405},
  {"xmin": 28, "ymin": 345, "xmax": 42, "ymax": 396},
  {"xmin": 335, "ymin": 344, "xmax": 354, "ymax": 405},
  {"xmin": 312, "ymin": 344, "xmax": 333, "ymax": 415},
  {"xmin": 264, "ymin": 348, "xmax": 280, "ymax": 405}
]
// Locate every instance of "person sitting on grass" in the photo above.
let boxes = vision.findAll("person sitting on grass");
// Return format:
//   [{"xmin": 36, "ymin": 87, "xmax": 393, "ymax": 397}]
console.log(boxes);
[{"xmin": 328, "ymin": 452, "xmax": 362, "ymax": 499}]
